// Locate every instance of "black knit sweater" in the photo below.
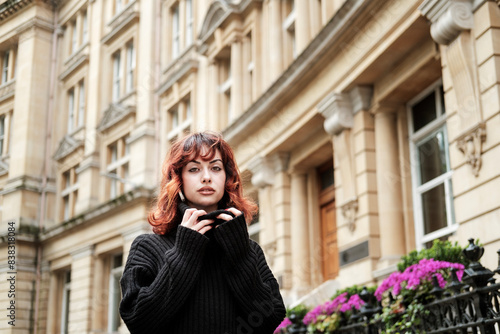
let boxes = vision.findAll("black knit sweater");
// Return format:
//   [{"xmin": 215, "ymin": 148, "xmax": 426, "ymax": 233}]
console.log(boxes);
[{"xmin": 119, "ymin": 214, "xmax": 286, "ymax": 333}]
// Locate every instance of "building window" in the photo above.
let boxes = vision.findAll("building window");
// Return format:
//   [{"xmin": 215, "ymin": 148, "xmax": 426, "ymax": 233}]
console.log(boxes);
[
  {"xmin": 71, "ymin": 20, "xmax": 77, "ymax": 54},
  {"xmin": 126, "ymin": 42, "xmax": 135, "ymax": 93},
  {"xmin": 283, "ymin": 0, "xmax": 296, "ymax": 60},
  {"xmin": 61, "ymin": 166, "xmax": 79, "ymax": 220},
  {"xmin": 0, "ymin": 111, "xmax": 12, "ymax": 158},
  {"xmin": 185, "ymin": 0, "xmax": 193, "ymax": 46},
  {"xmin": 167, "ymin": 96, "xmax": 192, "ymax": 143},
  {"xmin": 78, "ymin": 81, "xmax": 85, "ymax": 128},
  {"xmin": 408, "ymin": 81, "xmax": 455, "ymax": 249},
  {"xmin": 106, "ymin": 136, "xmax": 130, "ymax": 199},
  {"xmin": 108, "ymin": 253, "xmax": 123, "ymax": 332},
  {"xmin": 172, "ymin": 4, "xmax": 180, "ymax": 59},
  {"xmin": 82, "ymin": 10, "xmax": 88, "ymax": 44},
  {"xmin": 60, "ymin": 271, "xmax": 71, "ymax": 334},
  {"xmin": 1, "ymin": 50, "xmax": 9, "ymax": 84},
  {"xmin": 67, "ymin": 81, "xmax": 85, "ymax": 133},
  {"xmin": 218, "ymin": 55, "xmax": 232, "ymax": 124},
  {"xmin": 115, "ymin": 0, "xmax": 125, "ymax": 14},
  {"xmin": 112, "ymin": 51, "xmax": 122, "ymax": 101},
  {"xmin": 0, "ymin": 115, "xmax": 5, "ymax": 157},
  {"xmin": 67, "ymin": 88, "xmax": 75, "ymax": 133}
]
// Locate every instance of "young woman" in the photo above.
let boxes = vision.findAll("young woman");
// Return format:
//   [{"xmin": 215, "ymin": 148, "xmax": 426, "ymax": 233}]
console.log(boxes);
[{"xmin": 119, "ymin": 132, "xmax": 286, "ymax": 333}]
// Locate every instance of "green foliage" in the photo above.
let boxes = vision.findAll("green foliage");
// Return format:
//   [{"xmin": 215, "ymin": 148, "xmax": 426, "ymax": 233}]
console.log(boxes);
[
  {"xmin": 286, "ymin": 304, "xmax": 310, "ymax": 320},
  {"xmin": 307, "ymin": 313, "xmax": 340, "ymax": 334},
  {"xmin": 374, "ymin": 299, "xmax": 428, "ymax": 334},
  {"xmin": 397, "ymin": 239, "xmax": 470, "ymax": 272},
  {"xmin": 330, "ymin": 285, "xmax": 376, "ymax": 300}
]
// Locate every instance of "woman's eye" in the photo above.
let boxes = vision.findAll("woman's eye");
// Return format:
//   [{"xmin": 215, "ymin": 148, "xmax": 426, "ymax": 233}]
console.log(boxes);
[
  {"xmin": 189, "ymin": 168, "xmax": 199, "ymax": 172},
  {"xmin": 212, "ymin": 166, "xmax": 222, "ymax": 171}
]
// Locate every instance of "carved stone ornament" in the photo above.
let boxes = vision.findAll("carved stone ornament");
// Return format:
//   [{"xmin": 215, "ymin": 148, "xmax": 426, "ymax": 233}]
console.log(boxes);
[
  {"xmin": 98, "ymin": 103, "xmax": 136, "ymax": 132},
  {"xmin": 53, "ymin": 135, "xmax": 84, "ymax": 161},
  {"xmin": 456, "ymin": 122, "xmax": 486, "ymax": 177},
  {"xmin": 341, "ymin": 198, "xmax": 358, "ymax": 232},
  {"xmin": 317, "ymin": 92, "xmax": 353, "ymax": 136},
  {"xmin": 419, "ymin": 0, "xmax": 474, "ymax": 45}
]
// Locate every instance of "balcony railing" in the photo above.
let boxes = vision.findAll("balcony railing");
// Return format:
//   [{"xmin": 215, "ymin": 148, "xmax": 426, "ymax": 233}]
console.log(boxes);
[{"xmin": 283, "ymin": 240, "xmax": 500, "ymax": 334}]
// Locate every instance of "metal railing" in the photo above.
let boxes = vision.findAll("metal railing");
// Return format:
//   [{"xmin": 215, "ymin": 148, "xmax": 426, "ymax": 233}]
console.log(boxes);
[{"xmin": 283, "ymin": 240, "xmax": 500, "ymax": 333}]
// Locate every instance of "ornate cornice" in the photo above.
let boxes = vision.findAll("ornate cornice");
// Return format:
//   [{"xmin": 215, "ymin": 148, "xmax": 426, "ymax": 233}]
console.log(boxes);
[
  {"xmin": 341, "ymin": 198, "xmax": 359, "ymax": 232},
  {"xmin": 0, "ymin": 0, "xmax": 32, "ymax": 22},
  {"xmin": 247, "ymin": 156, "xmax": 274, "ymax": 188},
  {"xmin": 419, "ymin": 0, "xmax": 474, "ymax": 45}
]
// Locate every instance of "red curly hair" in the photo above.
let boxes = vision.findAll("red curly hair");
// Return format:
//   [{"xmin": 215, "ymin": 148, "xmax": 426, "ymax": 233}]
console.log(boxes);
[{"xmin": 148, "ymin": 132, "xmax": 258, "ymax": 234}]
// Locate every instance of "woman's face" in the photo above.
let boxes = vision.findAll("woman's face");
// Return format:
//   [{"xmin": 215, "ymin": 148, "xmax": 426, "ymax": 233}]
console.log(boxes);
[{"xmin": 181, "ymin": 148, "xmax": 226, "ymax": 213}]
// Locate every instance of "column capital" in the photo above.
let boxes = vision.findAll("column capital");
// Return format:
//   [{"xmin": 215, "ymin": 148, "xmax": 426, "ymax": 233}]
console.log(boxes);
[
  {"xmin": 318, "ymin": 92, "xmax": 353, "ymax": 136},
  {"xmin": 122, "ymin": 222, "xmax": 151, "ymax": 242},
  {"xmin": 248, "ymin": 156, "xmax": 274, "ymax": 188},
  {"xmin": 271, "ymin": 152, "xmax": 290, "ymax": 173},
  {"xmin": 370, "ymin": 102, "xmax": 401, "ymax": 115},
  {"xmin": 71, "ymin": 245, "xmax": 95, "ymax": 260},
  {"xmin": 419, "ymin": 0, "xmax": 474, "ymax": 45}
]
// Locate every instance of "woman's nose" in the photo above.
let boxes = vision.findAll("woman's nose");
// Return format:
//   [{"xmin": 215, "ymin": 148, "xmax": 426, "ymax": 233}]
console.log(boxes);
[{"xmin": 201, "ymin": 169, "xmax": 211, "ymax": 183}]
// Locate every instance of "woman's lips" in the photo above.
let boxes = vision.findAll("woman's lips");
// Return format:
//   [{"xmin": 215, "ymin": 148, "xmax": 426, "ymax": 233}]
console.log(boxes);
[{"xmin": 198, "ymin": 187, "xmax": 215, "ymax": 195}]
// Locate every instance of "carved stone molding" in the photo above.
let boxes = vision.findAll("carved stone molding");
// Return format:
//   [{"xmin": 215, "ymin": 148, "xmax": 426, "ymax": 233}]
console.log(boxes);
[
  {"xmin": 419, "ymin": 0, "xmax": 474, "ymax": 45},
  {"xmin": 341, "ymin": 198, "xmax": 359, "ymax": 232},
  {"xmin": 248, "ymin": 156, "xmax": 274, "ymax": 188},
  {"xmin": 98, "ymin": 103, "xmax": 136, "ymax": 132},
  {"xmin": 53, "ymin": 135, "xmax": 84, "ymax": 161},
  {"xmin": 318, "ymin": 92, "xmax": 353, "ymax": 136},
  {"xmin": 456, "ymin": 122, "xmax": 486, "ymax": 177}
]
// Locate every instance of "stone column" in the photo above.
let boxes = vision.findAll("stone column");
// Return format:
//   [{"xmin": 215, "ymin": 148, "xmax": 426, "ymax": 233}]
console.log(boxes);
[
  {"xmin": 68, "ymin": 245, "xmax": 95, "ymax": 334},
  {"xmin": 268, "ymin": 0, "xmax": 283, "ymax": 83},
  {"xmin": 78, "ymin": 0, "xmax": 103, "ymax": 212},
  {"xmin": 248, "ymin": 156, "xmax": 275, "ymax": 250},
  {"xmin": 230, "ymin": 37, "xmax": 243, "ymax": 120},
  {"xmin": 373, "ymin": 104, "xmax": 405, "ymax": 267},
  {"xmin": 290, "ymin": 171, "xmax": 311, "ymax": 295},
  {"xmin": 295, "ymin": 0, "xmax": 311, "ymax": 55},
  {"xmin": 318, "ymin": 87, "xmax": 372, "ymax": 230}
]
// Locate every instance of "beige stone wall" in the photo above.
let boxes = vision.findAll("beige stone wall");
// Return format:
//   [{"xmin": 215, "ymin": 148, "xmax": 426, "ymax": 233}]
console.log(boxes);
[{"xmin": 1, "ymin": 0, "xmax": 500, "ymax": 331}]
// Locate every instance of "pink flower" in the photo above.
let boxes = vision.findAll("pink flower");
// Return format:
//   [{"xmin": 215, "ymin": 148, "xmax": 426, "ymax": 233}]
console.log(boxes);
[
  {"xmin": 374, "ymin": 259, "xmax": 465, "ymax": 301},
  {"xmin": 274, "ymin": 317, "xmax": 292, "ymax": 333}
]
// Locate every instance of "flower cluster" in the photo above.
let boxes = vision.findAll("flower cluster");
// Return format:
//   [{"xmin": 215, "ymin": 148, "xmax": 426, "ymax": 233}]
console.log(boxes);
[
  {"xmin": 274, "ymin": 317, "xmax": 292, "ymax": 334},
  {"xmin": 375, "ymin": 258, "xmax": 465, "ymax": 301},
  {"xmin": 303, "ymin": 293, "xmax": 348, "ymax": 325}
]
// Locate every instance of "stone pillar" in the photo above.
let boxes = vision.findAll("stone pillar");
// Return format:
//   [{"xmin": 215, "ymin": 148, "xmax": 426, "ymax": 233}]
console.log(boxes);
[
  {"xmin": 230, "ymin": 37, "xmax": 243, "ymax": 120},
  {"xmin": 318, "ymin": 87, "xmax": 372, "ymax": 231},
  {"xmin": 1, "ymin": 23, "xmax": 53, "ymax": 232},
  {"xmin": 268, "ymin": 0, "xmax": 283, "ymax": 83},
  {"xmin": 78, "ymin": 0, "xmax": 103, "ymax": 212},
  {"xmin": 295, "ymin": 0, "xmax": 311, "ymax": 55},
  {"xmin": 290, "ymin": 171, "xmax": 311, "ymax": 295},
  {"xmin": 248, "ymin": 156, "xmax": 275, "ymax": 250},
  {"xmin": 68, "ymin": 245, "xmax": 95, "ymax": 334},
  {"xmin": 373, "ymin": 104, "xmax": 405, "ymax": 266},
  {"xmin": 208, "ymin": 60, "xmax": 219, "ymax": 130}
]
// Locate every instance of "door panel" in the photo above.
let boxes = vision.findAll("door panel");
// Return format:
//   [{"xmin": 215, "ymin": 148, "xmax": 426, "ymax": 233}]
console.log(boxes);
[{"xmin": 321, "ymin": 200, "xmax": 338, "ymax": 280}]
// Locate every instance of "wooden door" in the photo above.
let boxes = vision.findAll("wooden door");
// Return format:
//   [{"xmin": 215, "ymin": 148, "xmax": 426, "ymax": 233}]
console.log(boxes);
[{"xmin": 321, "ymin": 199, "xmax": 338, "ymax": 280}]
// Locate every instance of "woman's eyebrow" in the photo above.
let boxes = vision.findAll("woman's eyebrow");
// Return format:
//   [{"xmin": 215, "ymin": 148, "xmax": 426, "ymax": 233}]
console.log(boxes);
[
  {"xmin": 210, "ymin": 158, "xmax": 223, "ymax": 164},
  {"xmin": 188, "ymin": 158, "xmax": 222, "ymax": 164}
]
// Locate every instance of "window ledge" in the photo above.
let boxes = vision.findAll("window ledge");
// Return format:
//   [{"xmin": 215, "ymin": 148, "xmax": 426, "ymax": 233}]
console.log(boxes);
[{"xmin": 0, "ymin": 79, "xmax": 15, "ymax": 103}]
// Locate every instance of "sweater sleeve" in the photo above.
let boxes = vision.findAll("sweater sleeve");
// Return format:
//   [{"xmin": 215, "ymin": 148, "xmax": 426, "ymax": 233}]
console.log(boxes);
[
  {"xmin": 119, "ymin": 226, "xmax": 209, "ymax": 333},
  {"xmin": 213, "ymin": 215, "xmax": 286, "ymax": 332}
]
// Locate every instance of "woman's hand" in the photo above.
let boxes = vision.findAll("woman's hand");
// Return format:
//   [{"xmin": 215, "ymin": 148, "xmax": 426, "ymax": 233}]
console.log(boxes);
[
  {"xmin": 215, "ymin": 207, "xmax": 242, "ymax": 225},
  {"xmin": 181, "ymin": 208, "xmax": 214, "ymax": 235}
]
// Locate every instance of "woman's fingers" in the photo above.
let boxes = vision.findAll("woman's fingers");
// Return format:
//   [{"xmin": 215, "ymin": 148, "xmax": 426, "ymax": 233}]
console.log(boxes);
[{"xmin": 181, "ymin": 209, "xmax": 213, "ymax": 234}]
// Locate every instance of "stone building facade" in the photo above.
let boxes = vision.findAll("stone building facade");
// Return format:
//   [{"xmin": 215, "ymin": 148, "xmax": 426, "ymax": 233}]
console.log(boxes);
[{"xmin": 0, "ymin": 0, "xmax": 499, "ymax": 333}]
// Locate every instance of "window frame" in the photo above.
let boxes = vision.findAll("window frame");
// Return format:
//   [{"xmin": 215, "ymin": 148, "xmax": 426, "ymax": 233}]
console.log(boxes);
[
  {"xmin": 185, "ymin": 0, "xmax": 193, "ymax": 46},
  {"xmin": 107, "ymin": 253, "xmax": 123, "ymax": 333},
  {"xmin": 408, "ymin": 80, "xmax": 456, "ymax": 250},
  {"xmin": 1, "ymin": 50, "xmax": 9, "ymax": 83},
  {"xmin": 112, "ymin": 51, "xmax": 122, "ymax": 102},
  {"xmin": 171, "ymin": 4, "xmax": 180, "ymax": 59},
  {"xmin": 126, "ymin": 41, "xmax": 135, "ymax": 93},
  {"xmin": 60, "ymin": 270, "xmax": 71, "ymax": 334}
]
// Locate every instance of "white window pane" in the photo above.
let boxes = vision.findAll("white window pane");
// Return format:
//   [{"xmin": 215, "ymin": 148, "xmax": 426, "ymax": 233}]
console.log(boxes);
[
  {"xmin": 68, "ymin": 89, "xmax": 75, "ymax": 133},
  {"xmin": 421, "ymin": 183, "xmax": 448, "ymax": 235},
  {"xmin": 172, "ymin": 6, "xmax": 180, "ymax": 58},
  {"xmin": 126, "ymin": 43, "xmax": 135, "ymax": 92},
  {"xmin": 82, "ymin": 11, "xmax": 88, "ymax": 43},
  {"xmin": 2, "ymin": 50, "xmax": 9, "ymax": 83},
  {"xmin": 71, "ymin": 22, "xmax": 77, "ymax": 53},
  {"xmin": 417, "ymin": 130, "xmax": 448, "ymax": 185},
  {"xmin": 78, "ymin": 81, "xmax": 85, "ymax": 127},
  {"xmin": 0, "ymin": 116, "xmax": 5, "ymax": 156},
  {"xmin": 186, "ymin": 0, "xmax": 193, "ymax": 46},
  {"xmin": 113, "ymin": 53, "xmax": 121, "ymax": 101}
]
